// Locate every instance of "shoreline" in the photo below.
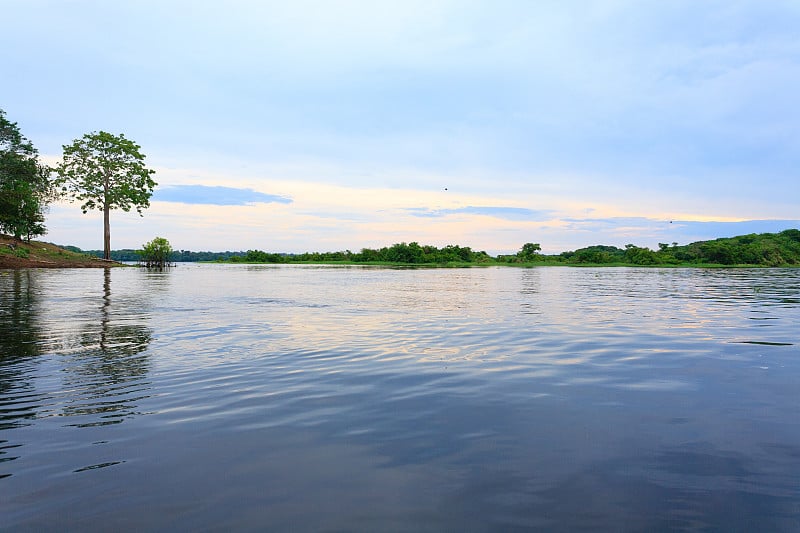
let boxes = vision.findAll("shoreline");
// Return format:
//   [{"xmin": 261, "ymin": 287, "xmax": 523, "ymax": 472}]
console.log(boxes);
[
  {"xmin": 0, "ymin": 235, "xmax": 124, "ymax": 269},
  {"xmin": 3, "ymin": 234, "xmax": 798, "ymax": 270}
]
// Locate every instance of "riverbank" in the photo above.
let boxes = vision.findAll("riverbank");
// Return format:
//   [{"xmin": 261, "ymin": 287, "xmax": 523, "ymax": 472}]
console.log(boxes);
[
  {"xmin": 213, "ymin": 259, "xmax": 792, "ymax": 268},
  {"xmin": 0, "ymin": 234, "xmax": 122, "ymax": 268}
]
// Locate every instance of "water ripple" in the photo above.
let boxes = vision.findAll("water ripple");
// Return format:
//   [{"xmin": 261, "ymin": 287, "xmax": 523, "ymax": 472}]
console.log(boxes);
[{"xmin": 2, "ymin": 265, "xmax": 800, "ymax": 530}]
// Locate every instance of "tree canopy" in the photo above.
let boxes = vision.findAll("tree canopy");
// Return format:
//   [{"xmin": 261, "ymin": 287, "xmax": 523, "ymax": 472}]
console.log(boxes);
[
  {"xmin": 56, "ymin": 131, "xmax": 156, "ymax": 259},
  {"xmin": 139, "ymin": 236, "xmax": 173, "ymax": 267},
  {"xmin": 59, "ymin": 230, "xmax": 800, "ymax": 267},
  {"xmin": 212, "ymin": 231, "xmax": 800, "ymax": 267},
  {"xmin": 557, "ymin": 231, "xmax": 800, "ymax": 266},
  {"xmin": 0, "ymin": 108, "xmax": 55, "ymax": 241}
]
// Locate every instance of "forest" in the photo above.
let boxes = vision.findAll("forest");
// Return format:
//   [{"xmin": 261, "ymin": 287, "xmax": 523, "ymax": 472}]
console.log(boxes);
[
  {"xmin": 556, "ymin": 229, "xmax": 800, "ymax": 266},
  {"xmin": 62, "ymin": 246, "xmax": 248, "ymax": 263},
  {"xmin": 64, "ymin": 229, "xmax": 800, "ymax": 267}
]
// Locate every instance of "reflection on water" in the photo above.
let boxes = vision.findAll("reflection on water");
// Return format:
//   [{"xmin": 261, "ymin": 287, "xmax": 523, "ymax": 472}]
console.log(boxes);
[
  {"xmin": 59, "ymin": 269, "xmax": 153, "ymax": 427},
  {"xmin": 0, "ymin": 271, "xmax": 41, "ymax": 430},
  {"xmin": 1, "ymin": 265, "xmax": 800, "ymax": 530},
  {"xmin": 0, "ymin": 268, "xmax": 155, "ymax": 481},
  {"xmin": 0, "ymin": 271, "xmax": 43, "ymax": 478}
]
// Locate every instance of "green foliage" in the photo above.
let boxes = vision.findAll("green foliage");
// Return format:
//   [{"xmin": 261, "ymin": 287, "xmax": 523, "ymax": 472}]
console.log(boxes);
[
  {"xmin": 61, "ymin": 228, "xmax": 800, "ymax": 267},
  {"xmin": 668, "ymin": 230, "xmax": 800, "ymax": 266},
  {"xmin": 557, "ymin": 230, "xmax": 800, "ymax": 266},
  {"xmin": 56, "ymin": 131, "xmax": 156, "ymax": 259},
  {"xmin": 515, "ymin": 242, "xmax": 541, "ymax": 262},
  {"xmin": 212, "ymin": 231, "xmax": 800, "ymax": 266},
  {"xmin": 243, "ymin": 249, "xmax": 286, "ymax": 263},
  {"xmin": 73, "ymin": 247, "xmax": 247, "ymax": 262},
  {"xmin": 561, "ymin": 245, "xmax": 625, "ymax": 264},
  {"xmin": 624, "ymin": 244, "xmax": 659, "ymax": 265},
  {"xmin": 0, "ymin": 108, "xmax": 55, "ymax": 241},
  {"xmin": 231, "ymin": 242, "xmax": 491, "ymax": 265},
  {"xmin": 139, "ymin": 236, "xmax": 173, "ymax": 267},
  {"xmin": 14, "ymin": 246, "xmax": 29, "ymax": 258},
  {"xmin": 782, "ymin": 229, "xmax": 800, "ymax": 242},
  {"xmin": 174, "ymin": 250, "xmax": 245, "ymax": 262},
  {"xmin": 354, "ymin": 242, "xmax": 489, "ymax": 264}
]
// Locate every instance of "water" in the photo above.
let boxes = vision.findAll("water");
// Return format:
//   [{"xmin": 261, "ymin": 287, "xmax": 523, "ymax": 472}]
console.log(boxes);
[{"xmin": 1, "ymin": 265, "xmax": 799, "ymax": 531}]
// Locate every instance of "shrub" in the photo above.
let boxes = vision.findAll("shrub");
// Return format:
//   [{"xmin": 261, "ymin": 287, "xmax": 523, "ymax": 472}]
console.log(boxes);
[{"xmin": 139, "ymin": 236, "xmax": 173, "ymax": 267}]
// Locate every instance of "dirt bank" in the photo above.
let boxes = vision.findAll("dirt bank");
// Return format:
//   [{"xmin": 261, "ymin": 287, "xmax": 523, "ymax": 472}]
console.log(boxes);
[{"xmin": 0, "ymin": 234, "xmax": 123, "ymax": 268}]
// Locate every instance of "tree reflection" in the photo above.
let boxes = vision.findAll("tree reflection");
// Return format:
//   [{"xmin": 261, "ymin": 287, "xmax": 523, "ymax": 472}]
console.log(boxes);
[
  {"xmin": 0, "ymin": 270, "xmax": 40, "ymax": 362},
  {"xmin": 519, "ymin": 269, "xmax": 541, "ymax": 315},
  {"xmin": 0, "ymin": 270, "xmax": 42, "ymax": 435},
  {"xmin": 60, "ymin": 268, "xmax": 154, "ymax": 426},
  {"xmin": 0, "ymin": 270, "xmax": 45, "ymax": 475}
]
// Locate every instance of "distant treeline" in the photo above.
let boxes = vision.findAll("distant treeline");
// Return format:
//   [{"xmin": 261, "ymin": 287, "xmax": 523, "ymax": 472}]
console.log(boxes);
[
  {"xmin": 60, "ymin": 246, "xmax": 247, "ymax": 262},
  {"xmin": 60, "ymin": 229, "xmax": 800, "ymax": 267},
  {"xmin": 61, "ymin": 242, "xmax": 491, "ymax": 264},
  {"xmin": 230, "ymin": 243, "xmax": 492, "ymax": 264},
  {"xmin": 557, "ymin": 229, "xmax": 800, "ymax": 266}
]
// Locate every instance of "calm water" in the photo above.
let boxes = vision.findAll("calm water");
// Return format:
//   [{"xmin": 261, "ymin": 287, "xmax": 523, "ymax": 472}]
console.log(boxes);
[{"xmin": 1, "ymin": 264, "xmax": 799, "ymax": 531}]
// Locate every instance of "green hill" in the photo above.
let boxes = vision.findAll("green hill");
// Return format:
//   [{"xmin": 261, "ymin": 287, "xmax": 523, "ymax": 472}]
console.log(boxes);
[{"xmin": 560, "ymin": 229, "xmax": 800, "ymax": 266}]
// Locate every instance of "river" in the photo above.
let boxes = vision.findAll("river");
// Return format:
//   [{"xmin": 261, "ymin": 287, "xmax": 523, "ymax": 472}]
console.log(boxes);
[{"xmin": 1, "ymin": 265, "xmax": 799, "ymax": 531}]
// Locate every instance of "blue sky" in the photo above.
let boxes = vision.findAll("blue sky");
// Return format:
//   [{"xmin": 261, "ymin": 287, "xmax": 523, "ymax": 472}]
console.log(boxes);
[{"xmin": 2, "ymin": 0, "xmax": 799, "ymax": 253}]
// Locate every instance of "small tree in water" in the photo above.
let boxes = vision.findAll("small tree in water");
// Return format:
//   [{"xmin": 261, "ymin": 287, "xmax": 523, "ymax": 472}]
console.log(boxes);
[{"xmin": 139, "ymin": 236, "xmax": 173, "ymax": 268}]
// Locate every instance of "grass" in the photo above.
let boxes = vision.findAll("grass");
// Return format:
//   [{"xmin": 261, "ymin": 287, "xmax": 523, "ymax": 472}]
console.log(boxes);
[{"xmin": 0, "ymin": 234, "xmax": 120, "ymax": 268}]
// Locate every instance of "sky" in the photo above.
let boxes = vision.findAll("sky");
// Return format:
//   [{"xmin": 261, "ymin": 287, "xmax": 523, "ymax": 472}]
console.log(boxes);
[{"xmin": 2, "ymin": 0, "xmax": 799, "ymax": 254}]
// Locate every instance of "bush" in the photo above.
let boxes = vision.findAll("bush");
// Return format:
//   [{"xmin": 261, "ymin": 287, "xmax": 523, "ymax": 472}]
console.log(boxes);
[{"xmin": 139, "ymin": 236, "xmax": 173, "ymax": 267}]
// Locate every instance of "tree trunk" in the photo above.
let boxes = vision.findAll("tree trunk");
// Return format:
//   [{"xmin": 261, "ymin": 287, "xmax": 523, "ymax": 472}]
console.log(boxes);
[
  {"xmin": 103, "ymin": 204, "xmax": 110, "ymax": 260},
  {"xmin": 103, "ymin": 172, "xmax": 110, "ymax": 260}
]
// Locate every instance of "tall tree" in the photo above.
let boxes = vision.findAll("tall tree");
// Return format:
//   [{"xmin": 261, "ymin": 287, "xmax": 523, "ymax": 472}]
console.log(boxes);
[
  {"xmin": 0, "ymin": 109, "xmax": 54, "ymax": 241},
  {"xmin": 56, "ymin": 132, "xmax": 156, "ymax": 260}
]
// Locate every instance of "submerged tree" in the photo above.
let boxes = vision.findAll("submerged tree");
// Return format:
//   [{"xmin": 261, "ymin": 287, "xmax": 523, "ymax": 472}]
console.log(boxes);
[
  {"xmin": 56, "ymin": 132, "xmax": 156, "ymax": 260},
  {"xmin": 0, "ymin": 108, "xmax": 56, "ymax": 241},
  {"xmin": 139, "ymin": 236, "xmax": 173, "ymax": 267}
]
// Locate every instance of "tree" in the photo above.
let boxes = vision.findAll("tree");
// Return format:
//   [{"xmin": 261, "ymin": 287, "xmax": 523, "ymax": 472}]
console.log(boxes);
[
  {"xmin": 0, "ymin": 108, "xmax": 55, "ymax": 241},
  {"xmin": 624, "ymin": 244, "xmax": 659, "ymax": 265},
  {"xmin": 56, "ymin": 131, "xmax": 156, "ymax": 259},
  {"xmin": 139, "ymin": 236, "xmax": 173, "ymax": 267},
  {"xmin": 517, "ymin": 242, "xmax": 541, "ymax": 261},
  {"xmin": 566, "ymin": 245, "xmax": 625, "ymax": 263}
]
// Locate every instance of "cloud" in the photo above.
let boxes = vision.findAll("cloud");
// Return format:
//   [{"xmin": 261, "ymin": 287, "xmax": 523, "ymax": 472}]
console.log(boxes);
[
  {"xmin": 406, "ymin": 206, "xmax": 553, "ymax": 221},
  {"xmin": 557, "ymin": 217, "xmax": 800, "ymax": 249},
  {"xmin": 667, "ymin": 219, "xmax": 800, "ymax": 242},
  {"xmin": 153, "ymin": 185, "xmax": 292, "ymax": 206},
  {"xmin": 563, "ymin": 217, "xmax": 800, "ymax": 235}
]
